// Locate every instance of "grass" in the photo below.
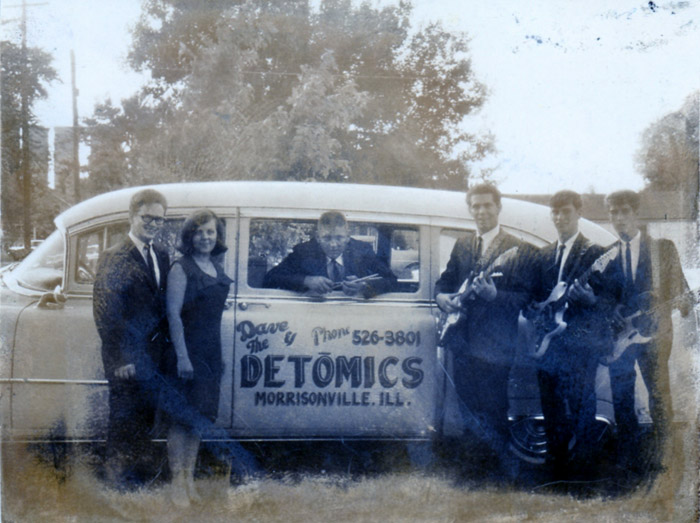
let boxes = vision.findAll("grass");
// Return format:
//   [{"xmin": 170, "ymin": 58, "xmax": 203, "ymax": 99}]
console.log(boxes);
[{"xmin": 2, "ymin": 429, "xmax": 697, "ymax": 523}]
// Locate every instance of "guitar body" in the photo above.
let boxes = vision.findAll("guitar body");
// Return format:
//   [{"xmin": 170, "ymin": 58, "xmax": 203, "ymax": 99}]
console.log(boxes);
[
  {"xmin": 602, "ymin": 310, "xmax": 654, "ymax": 364},
  {"xmin": 437, "ymin": 306, "xmax": 467, "ymax": 347},
  {"xmin": 526, "ymin": 303, "xmax": 568, "ymax": 359},
  {"xmin": 435, "ymin": 249, "xmax": 518, "ymax": 349},
  {"xmin": 524, "ymin": 246, "xmax": 619, "ymax": 360},
  {"xmin": 521, "ymin": 282, "xmax": 569, "ymax": 359}
]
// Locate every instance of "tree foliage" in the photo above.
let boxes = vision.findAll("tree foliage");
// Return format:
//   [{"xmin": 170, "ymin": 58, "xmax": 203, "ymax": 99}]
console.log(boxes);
[
  {"xmin": 637, "ymin": 91, "xmax": 699, "ymax": 194},
  {"xmin": 84, "ymin": 0, "xmax": 491, "ymax": 195},
  {"xmin": 1, "ymin": 40, "xmax": 59, "ymax": 244}
]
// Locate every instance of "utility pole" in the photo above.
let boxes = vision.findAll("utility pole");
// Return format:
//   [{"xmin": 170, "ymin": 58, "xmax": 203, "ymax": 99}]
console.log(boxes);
[
  {"xmin": 71, "ymin": 50, "xmax": 80, "ymax": 201},
  {"xmin": 20, "ymin": 0, "xmax": 31, "ymax": 248}
]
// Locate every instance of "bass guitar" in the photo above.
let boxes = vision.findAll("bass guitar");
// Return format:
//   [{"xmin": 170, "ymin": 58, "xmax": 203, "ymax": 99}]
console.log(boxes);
[
  {"xmin": 437, "ymin": 246, "xmax": 519, "ymax": 346},
  {"xmin": 525, "ymin": 245, "xmax": 618, "ymax": 359}
]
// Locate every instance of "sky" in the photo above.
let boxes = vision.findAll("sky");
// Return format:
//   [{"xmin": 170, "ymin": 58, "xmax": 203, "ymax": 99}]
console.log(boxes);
[{"xmin": 2, "ymin": 0, "xmax": 699, "ymax": 195}]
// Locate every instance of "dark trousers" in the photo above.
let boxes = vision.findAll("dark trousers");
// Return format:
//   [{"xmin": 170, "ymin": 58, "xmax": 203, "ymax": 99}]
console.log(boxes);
[
  {"xmin": 105, "ymin": 378, "xmax": 160, "ymax": 481},
  {"xmin": 537, "ymin": 353, "xmax": 599, "ymax": 473},
  {"xmin": 452, "ymin": 353, "xmax": 511, "ymax": 454},
  {"xmin": 608, "ymin": 338, "xmax": 671, "ymax": 468}
]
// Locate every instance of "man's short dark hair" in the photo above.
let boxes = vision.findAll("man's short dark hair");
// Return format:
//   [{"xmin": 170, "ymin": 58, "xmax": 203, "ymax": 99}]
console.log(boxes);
[
  {"xmin": 550, "ymin": 190, "xmax": 582, "ymax": 211},
  {"xmin": 467, "ymin": 183, "xmax": 501, "ymax": 206},
  {"xmin": 129, "ymin": 188, "xmax": 168, "ymax": 216},
  {"xmin": 318, "ymin": 211, "xmax": 347, "ymax": 230},
  {"xmin": 605, "ymin": 190, "xmax": 640, "ymax": 212},
  {"xmin": 178, "ymin": 209, "xmax": 228, "ymax": 256}
]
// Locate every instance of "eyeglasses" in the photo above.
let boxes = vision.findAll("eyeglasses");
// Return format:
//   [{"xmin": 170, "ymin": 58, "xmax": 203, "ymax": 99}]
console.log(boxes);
[{"xmin": 139, "ymin": 214, "xmax": 165, "ymax": 225}]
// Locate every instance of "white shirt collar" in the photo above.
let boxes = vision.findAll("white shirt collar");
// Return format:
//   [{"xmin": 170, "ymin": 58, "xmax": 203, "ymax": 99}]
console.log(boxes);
[
  {"xmin": 129, "ymin": 232, "xmax": 150, "ymax": 255},
  {"xmin": 477, "ymin": 224, "xmax": 500, "ymax": 253},
  {"xmin": 621, "ymin": 230, "xmax": 641, "ymax": 247},
  {"xmin": 557, "ymin": 230, "xmax": 579, "ymax": 251},
  {"xmin": 327, "ymin": 254, "xmax": 344, "ymax": 266}
]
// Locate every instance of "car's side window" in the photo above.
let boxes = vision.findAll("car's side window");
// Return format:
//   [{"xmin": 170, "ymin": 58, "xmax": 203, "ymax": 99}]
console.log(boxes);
[
  {"xmin": 439, "ymin": 229, "xmax": 471, "ymax": 276},
  {"xmin": 247, "ymin": 219, "xmax": 420, "ymax": 293},
  {"xmin": 73, "ymin": 219, "xmax": 185, "ymax": 285},
  {"xmin": 75, "ymin": 230, "xmax": 103, "ymax": 284}
]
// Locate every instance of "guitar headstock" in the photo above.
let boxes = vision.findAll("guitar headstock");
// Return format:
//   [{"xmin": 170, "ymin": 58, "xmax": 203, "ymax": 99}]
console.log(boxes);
[{"xmin": 591, "ymin": 246, "xmax": 618, "ymax": 274}]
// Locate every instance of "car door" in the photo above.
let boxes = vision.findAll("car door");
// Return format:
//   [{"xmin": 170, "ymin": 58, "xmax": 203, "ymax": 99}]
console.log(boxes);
[
  {"xmin": 230, "ymin": 212, "xmax": 438, "ymax": 439},
  {"xmin": 8, "ymin": 216, "xmax": 203, "ymax": 440}
]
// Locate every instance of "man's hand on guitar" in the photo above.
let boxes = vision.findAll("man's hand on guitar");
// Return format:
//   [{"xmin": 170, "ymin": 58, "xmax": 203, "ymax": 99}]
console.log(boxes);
[
  {"xmin": 436, "ymin": 292, "xmax": 461, "ymax": 313},
  {"xmin": 612, "ymin": 304, "xmax": 626, "ymax": 331},
  {"xmin": 569, "ymin": 278, "xmax": 597, "ymax": 306},
  {"xmin": 472, "ymin": 272, "xmax": 498, "ymax": 302}
]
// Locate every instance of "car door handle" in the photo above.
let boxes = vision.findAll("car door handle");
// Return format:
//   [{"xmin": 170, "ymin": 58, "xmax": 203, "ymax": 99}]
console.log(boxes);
[{"xmin": 238, "ymin": 302, "xmax": 270, "ymax": 311}]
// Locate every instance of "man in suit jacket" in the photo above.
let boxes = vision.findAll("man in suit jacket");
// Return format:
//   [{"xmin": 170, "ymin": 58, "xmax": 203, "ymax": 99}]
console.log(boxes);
[
  {"xmin": 530, "ymin": 190, "xmax": 615, "ymax": 478},
  {"xmin": 263, "ymin": 211, "xmax": 397, "ymax": 298},
  {"xmin": 435, "ymin": 183, "xmax": 530, "ymax": 478},
  {"xmin": 93, "ymin": 188, "xmax": 170, "ymax": 486},
  {"xmin": 604, "ymin": 190, "xmax": 693, "ymax": 474}
]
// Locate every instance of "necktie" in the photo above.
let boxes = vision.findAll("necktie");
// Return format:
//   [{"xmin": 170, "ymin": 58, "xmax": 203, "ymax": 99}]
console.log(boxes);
[
  {"xmin": 475, "ymin": 236, "xmax": 483, "ymax": 258},
  {"xmin": 625, "ymin": 241, "xmax": 633, "ymax": 286},
  {"xmin": 555, "ymin": 244, "xmax": 566, "ymax": 282},
  {"xmin": 555, "ymin": 244, "xmax": 565, "ymax": 268},
  {"xmin": 145, "ymin": 244, "xmax": 157, "ymax": 284},
  {"xmin": 329, "ymin": 259, "xmax": 343, "ymax": 283}
]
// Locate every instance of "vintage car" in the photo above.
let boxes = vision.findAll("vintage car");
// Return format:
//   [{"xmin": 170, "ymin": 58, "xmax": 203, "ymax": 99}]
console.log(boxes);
[{"xmin": 1, "ymin": 181, "xmax": 626, "ymax": 463}]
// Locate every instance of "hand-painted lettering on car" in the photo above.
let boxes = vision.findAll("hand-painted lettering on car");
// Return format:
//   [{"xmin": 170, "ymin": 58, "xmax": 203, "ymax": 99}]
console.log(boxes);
[{"xmin": 240, "ymin": 354, "xmax": 424, "ymax": 390}]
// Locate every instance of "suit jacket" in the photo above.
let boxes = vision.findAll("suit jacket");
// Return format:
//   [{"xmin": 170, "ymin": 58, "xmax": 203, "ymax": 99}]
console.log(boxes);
[
  {"xmin": 262, "ymin": 238, "xmax": 397, "ymax": 298},
  {"xmin": 93, "ymin": 238, "xmax": 170, "ymax": 381},
  {"xmin": 606, "ymin": 232, "xmax": 690, "ymax": 347},
  {"xmin": 435, "ymin": 229, "xmax": 530, "ymax": 364},
  {"xmin": 532, "ymin": 233, "xmax": 614, "ymax": 367}
]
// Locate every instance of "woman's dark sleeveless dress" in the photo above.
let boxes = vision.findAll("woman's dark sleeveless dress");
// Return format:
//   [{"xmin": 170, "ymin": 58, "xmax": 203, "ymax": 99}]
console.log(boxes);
[{"xmin": 167, "ymin": 255, "xmax": 232, "ymax": 423}]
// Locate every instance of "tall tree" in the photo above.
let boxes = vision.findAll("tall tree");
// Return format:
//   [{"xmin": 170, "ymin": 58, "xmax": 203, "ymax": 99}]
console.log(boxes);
[
  {"xmin": 1, "ymin": 40, "xmax": 58, "ymax": 246},
  {"xmin": 85, "ymin": 1, "xmax": 491, "ymax": 193},
  {"xmin": 637, "ymin": 91, "xmax": 699, "ymax": 195}
]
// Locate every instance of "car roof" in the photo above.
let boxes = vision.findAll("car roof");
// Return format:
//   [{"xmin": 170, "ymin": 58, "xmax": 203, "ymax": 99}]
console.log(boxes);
[{"xmin": 54, "ymin": 181, "xmax": 616, "ymax": 246}]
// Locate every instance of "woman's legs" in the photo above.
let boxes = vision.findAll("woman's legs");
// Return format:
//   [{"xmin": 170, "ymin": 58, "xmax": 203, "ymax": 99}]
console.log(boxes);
[{"xmin": 168, "ymin": 423, "xmax": 200, "ymax": 505}]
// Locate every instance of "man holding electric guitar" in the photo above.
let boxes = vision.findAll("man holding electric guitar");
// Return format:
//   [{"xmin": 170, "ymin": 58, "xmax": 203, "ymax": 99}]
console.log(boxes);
[
  {"xmin": 527, "ymin": 190, "xmax": 617, "ymax": 479},
  {"xmin": 604, "ymin": 190, "xmax": 694, "ymax": 477},
  {"xmin": 435, "ymin": 183, "xmax": 531, "ymax": 479}
]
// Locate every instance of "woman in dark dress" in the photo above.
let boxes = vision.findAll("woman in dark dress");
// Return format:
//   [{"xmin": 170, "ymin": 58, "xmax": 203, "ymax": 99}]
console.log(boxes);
[{"xmin": 166, "ymin": 209, "xmax": 232, "ymax": 505}]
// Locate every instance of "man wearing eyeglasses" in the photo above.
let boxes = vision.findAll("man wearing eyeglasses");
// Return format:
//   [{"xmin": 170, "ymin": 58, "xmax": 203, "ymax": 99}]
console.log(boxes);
[{"xmin": 93, "ymin": 188, "xmax": 170, "ymax": 488}]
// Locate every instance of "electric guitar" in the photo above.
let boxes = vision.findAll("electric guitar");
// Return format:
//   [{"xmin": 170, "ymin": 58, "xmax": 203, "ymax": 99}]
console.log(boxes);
[
  {"xmin": 525, "ymin": 245, "xmax": 618, "ymax": 359},
  {"xmin": 437, "ymin": 246, "xmax": 519, "ymax": 346},
  {"xmin": 601, "ymin": 288, "xmax": 697, "ymax": 364}
]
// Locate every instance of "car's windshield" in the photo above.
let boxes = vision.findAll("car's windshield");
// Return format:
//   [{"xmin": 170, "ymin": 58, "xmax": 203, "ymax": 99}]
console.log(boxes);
[{"xmin": 6, "ymin": 230, "xmax": 65, "ymax": 292}]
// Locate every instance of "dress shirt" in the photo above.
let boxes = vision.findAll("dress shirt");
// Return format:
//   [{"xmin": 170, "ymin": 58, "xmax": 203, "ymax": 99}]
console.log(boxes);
[
  {"xmin": 129, "ymin": 232, "xmax": 161, "ymax": 285},
  {"xmin": 619, "ymin": 231, "xmax": 641, "ymax": 282},
  {"xmin": 555, "ymin": 230, "xmax": 580, "ymax": 282},
  {"xmin": 476, "ymin": 225, "xmax": 501, "ymax": 258}
]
